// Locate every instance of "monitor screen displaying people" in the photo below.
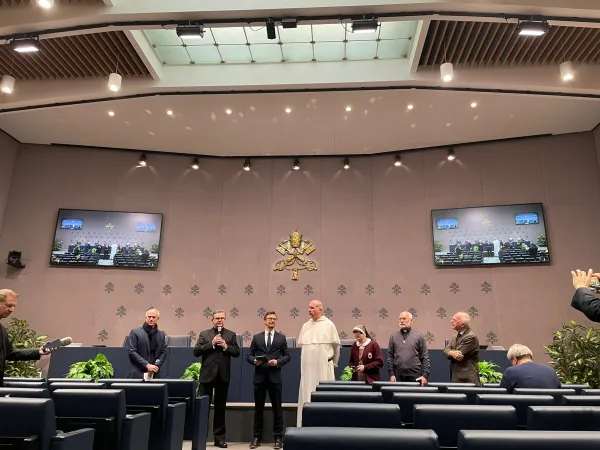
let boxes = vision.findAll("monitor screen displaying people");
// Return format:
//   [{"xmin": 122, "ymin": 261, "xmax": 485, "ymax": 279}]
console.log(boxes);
[
  {"xmin": 50, "ymin": 208, "xmax": 163, "ymax": 269},
  {"xmin": 431, "ymin": 203, "xmax": 550, "ymax": 266}
]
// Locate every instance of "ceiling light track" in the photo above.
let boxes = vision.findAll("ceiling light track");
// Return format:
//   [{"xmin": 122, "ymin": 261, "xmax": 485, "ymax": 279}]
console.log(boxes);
[{"xmin": 1, "ymin": 11, "xmax": 599, "ymax": 41}]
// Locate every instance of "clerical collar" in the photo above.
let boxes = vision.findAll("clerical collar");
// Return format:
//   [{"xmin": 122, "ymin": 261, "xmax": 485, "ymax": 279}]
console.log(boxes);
[{"xmin": 401, "ymin": 327, "xmax": 411, "ymax": 334}]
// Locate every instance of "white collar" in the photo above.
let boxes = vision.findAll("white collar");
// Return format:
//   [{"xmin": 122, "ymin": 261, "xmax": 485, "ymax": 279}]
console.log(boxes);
[{"xmin": 358, "ymin": 338, "xmax": 371, "ymax": 348}]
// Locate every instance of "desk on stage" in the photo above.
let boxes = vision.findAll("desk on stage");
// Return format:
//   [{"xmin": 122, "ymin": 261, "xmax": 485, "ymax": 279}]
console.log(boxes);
[{"xmin": 49, "ymin": 346, "xmax": 509, "ymax": 403}]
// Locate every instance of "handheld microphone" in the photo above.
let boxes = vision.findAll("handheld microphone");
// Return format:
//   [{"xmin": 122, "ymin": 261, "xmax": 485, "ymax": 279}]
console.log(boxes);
[
  {"xmin": 42, "ymin": 337, "xmax": 73, "ymax": 352},
  {"xmin": 217, "ymin": 326, "xmax": 222, "ymax": 336}
]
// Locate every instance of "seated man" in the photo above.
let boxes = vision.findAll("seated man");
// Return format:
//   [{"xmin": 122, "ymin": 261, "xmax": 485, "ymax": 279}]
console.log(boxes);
[{"xmin": 499, "ymin": 344, "xmax": 561, "ymax": 393}]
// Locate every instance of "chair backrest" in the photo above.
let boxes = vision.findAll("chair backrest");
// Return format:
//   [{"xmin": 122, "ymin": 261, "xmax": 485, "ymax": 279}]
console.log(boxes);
[
  {"xmin": 3, "ymin": 378, "xmax": 45, "ymax": 383},
  {"xmin": 122, "ymin": 335, "xmax": 130, "ymax": 348},
  {"xmin": 97, "ymin": 379, "xmax": 143, "ymax": 385},
  {"xmin": 0, "ymin": 397, "xmax": 56, "ymax": 450},
  {"xmin": 3, "ymin": 381, "xmax": 46, "ymax": 389},
  {"xmin": 0, "ymin": 388, "xmax": 49, "ymax": 398},
  {"xmin": 483, "ymin": 383, "xmax": 500, "ymax": 388},
  {"xmin": 562, "ymin": 395, "xmax": 600, "ymax": 406},
  {"xmin": 513, "ymin": 388, "xmax": 575, "ymax": 404},
  {"xmin": 561, "ymin": 384, "xmax": 590, "ymax": 394},
  {"xmin": 446, "ymin": 387, "xmax": 508, "ymax": 404},
  {"xmin": 148, "ymin": 379, "xmax": 196, "ymax": 412},
  {"xmin": 283, "ymin": 427, "xmax": 440, "ymax": 450},
  {"xmin": 302, "ymin": 403, "xmax": 402, "ymax": 428},
  {"xmin": 286, "ymin": 337, "xmax": 297, "ymax": 348},
  {"xmin": 310, "ymin": 392, "xmax": 382, "ymax": 403},
  {"xmin": 582, "ymin": 389, "xmax": 600, "ymax": 396},
  {"xmin": 48, "ymin": 378, "xmax": 92, "ymax": 383},
  {"xmin": 380, "ymin": 386, "xmax": 439, "ymax": 403},
  {"xmin": 315, "ymin": 385, "xmax": 372, "ymax": 392},
  {"xmin": 527, "ymin": 406, "xmax": 600, "ymax": 431},
  {"xmin": 372, "ymin": 381, "xmax": 420, "ymax": 391},
  {"xmin": 427, "ymin": 382, "xmax": 476, "ymax": 393},
  {"xmin": 49, "ymin": 382, "xmax": 106, "ymax": 393},
  {"xmin": 458, "ymin": 430, "xmax": 600, "ymax": 450},
  {"xmin": 319, "ymin": 381, "xmax": 366, "ymax": 385},
  {"xmin": 392, "ymin": 393, "xmax": 467, "ymax": 425},
  {"xmin": 166, "ymin": 335, "xmax": 192, "ymax": 347},
  {"xmin": 476, "ymin": 394, "xmax": 554, "ymax": 427},
  {"xmin": 413, "ymin": 404, "xmax": 517, "ymax": 448}
]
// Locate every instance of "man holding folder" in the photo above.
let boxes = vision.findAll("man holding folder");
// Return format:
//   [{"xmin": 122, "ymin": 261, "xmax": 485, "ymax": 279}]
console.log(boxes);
[{"xmin": 247, "ymin": 311, "xmax": 290, "ymax": 449}]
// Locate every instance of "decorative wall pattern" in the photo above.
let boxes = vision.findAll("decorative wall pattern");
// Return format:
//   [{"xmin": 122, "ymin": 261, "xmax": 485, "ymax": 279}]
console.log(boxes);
[{"xmin": 1, "ymin": 134, "xmax": 600, "ymax": 361}]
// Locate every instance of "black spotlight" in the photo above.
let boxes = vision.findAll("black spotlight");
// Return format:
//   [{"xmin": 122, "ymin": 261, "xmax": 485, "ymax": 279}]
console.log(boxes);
[
  {"xmin": 342, "ymin": 158, "xmax": 350, "ymax": 170},
  {"xmin": 243, "ymin": 158, "xmax": 251, "ymax": 171},
  {"xmin": 191, "ymin": 157, "xmax": 199, "ymax": 170},
  {"xmin": 7, "ymin": 250, "xmax": 25, "ymax": 269},
  {"xmin": 138, "ymin": 154, "xmax": 147, "ymax": 166},
  {"xmin": 293, "ymin": 158, "xmax": 300, "ymax": 171},
  {"xmin": 266, "ymin": 20, "xmax": 277, "ymax": 40}
]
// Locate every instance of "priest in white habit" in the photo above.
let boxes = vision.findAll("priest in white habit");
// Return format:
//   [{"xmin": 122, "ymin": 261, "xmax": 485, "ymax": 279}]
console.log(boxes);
[{"xmin": 296, "ymin": 299, "xmax": 341, "ymax": 426}]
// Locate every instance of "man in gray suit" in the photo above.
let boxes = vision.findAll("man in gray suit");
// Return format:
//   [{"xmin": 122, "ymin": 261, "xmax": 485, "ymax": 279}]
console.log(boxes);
[{"xmin": 443, "ymin": 311, "xmax": 481, "ymax": 385}]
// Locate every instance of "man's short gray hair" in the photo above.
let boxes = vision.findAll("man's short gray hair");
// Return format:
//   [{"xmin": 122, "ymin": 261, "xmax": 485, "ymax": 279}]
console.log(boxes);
[
  {"xmin": 455, "ymin": 311, "xmax": 470, "ymax": 325},
  {"xmin": 0, "ymin": 289, "xmax": 17, "ymax": 302},
  {"xmin": 507, "ymin": 344, "xmax": 533, "ymax": 361},
  {"xmin": 212, "ymin": 309, "xmax": 226, "ymax": 318}
]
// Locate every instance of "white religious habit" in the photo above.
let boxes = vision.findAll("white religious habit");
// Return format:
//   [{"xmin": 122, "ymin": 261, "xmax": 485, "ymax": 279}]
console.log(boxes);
[{"xmin": 296, "ymin": 315, "xmax": 341, "ymax": 426}]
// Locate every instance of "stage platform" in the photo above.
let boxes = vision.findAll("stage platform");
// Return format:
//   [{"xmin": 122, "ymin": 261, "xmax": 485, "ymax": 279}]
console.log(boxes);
[{"xmin": 48, "ymin": 346, "xmax": 509, "ymax": 403}]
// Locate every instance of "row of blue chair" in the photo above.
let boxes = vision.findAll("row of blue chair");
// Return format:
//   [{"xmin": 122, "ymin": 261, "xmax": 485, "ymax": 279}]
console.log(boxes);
[{"xmin": 284, "ymin": 427, "xmax": 600, "ymax": 450}]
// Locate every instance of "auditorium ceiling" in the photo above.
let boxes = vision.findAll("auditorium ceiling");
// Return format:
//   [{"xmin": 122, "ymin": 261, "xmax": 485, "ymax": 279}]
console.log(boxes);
[{"xmin": 0, "ymin": 0, "xmax": 599, "ymax": 156}]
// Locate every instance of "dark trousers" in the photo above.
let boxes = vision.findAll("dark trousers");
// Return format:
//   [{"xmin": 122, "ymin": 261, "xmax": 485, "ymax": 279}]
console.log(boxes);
[
  {"xmin": 395, "ymin": 374, "xmax": 419, "ymax": 382},
  {"xmin": 253, "ymin": 380, "xmax": 283, "ymax": 439},
  {"xmin": 200, "ymin": 378, "xmax": 229, "ymax": 441}
]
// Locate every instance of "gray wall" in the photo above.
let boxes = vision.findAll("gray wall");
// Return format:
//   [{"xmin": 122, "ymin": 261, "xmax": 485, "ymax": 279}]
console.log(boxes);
[
  {"xmin": 432, "ymin": 204, "xmax": 546, "ymax": 252},
  {"xmin": 54, "ymin": 209, "xmax": 162, "ymax": 251},
  {"xmin": 0, "ymin": 132, "xmax": 599, "ymax": 362},
  {"xmin": 0, "ymin": 131, "xmax": 18, "ymax": 238}
]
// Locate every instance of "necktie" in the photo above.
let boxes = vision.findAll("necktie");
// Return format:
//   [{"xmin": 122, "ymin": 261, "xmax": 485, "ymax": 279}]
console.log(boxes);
[{"xmin": 267, "ymin": 332, "xmax": 272, "ymax": 350}]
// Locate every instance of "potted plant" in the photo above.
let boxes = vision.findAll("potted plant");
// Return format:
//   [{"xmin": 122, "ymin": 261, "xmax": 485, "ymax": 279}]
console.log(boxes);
[
  {"xmin": 338, "ymin": 366, "xmax": 353, "ymax": 381},
  {"xmin": 4, "ymin": 318, "xmax": 47, "ymax": 378},
  {"xmin": 536, "ymin": 234, "xmax": 548, "ymax": 247},
  {"xmin": 150, "ymin": 243, "xmax": 160, "ymax": 254},
  {"xmin": 433, "ymin": 240, "xmax": 443, "ymax": 253},
  {"xmin": 478, "ymin": 361, "xmax": 503, "ymax": 384},
  {"xmin": 53, "ymin": 239, "xmax": 63, "ymax": 251},
  {"xmin": 66, "ymin": 353, "xmax": 114, "ymax": 381},
  {"xmin": 545, "ymin": 320, "xmax": 600, "ymax": 388},
  {"xmin": 181, "ymin": 362, "xmax": 202, "ymax": 396}
]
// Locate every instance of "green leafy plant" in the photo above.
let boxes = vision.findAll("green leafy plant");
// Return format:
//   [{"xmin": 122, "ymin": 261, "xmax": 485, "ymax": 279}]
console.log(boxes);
[
  {"xmin": 536, "ymin": 234, "xmax": 548, "ymax": 246},
  {"xmin": 150, "ymin": 243, "xmax": 160, "ymax": 253},
  {"xmin": 181, "ymin": 362, "xmax": 202, "ymax": 396},
  {"xmin": 66, "ymin": 353, "xmax": 114, "ymax": 381},
  {"xmin": 433, "ymin": 240, "xmax": 443, "ymax": 252},
  {"xmin": 545, "ymin": 321, "xmax": 600, "ymax": 388},
  {"xmin": 478, "ymin": 361, "xmax": 503, "ymax": 384},
  {"xmin": 339, "ymin": 366, "xmax": 353, "ymax": 381},
  {"xmin": 53, "ymin": 239, "xmax": 63, "ymax": 251},
  {"xmin": 4, "ymin": 318, "xmax": 47, "ymax": 378}
]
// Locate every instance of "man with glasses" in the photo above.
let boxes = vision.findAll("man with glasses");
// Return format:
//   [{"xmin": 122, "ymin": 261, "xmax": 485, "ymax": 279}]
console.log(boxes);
[
  {"xmin": 194, "ymin": 309, "xmax": 240, "ymax": 448},
  {"xmin": 247, "ymin": 311, "xmax": 290, "ymax": 449},
  {"xmin": 387, "ymin": 311, "xmax": 430, "ymax": 386}
]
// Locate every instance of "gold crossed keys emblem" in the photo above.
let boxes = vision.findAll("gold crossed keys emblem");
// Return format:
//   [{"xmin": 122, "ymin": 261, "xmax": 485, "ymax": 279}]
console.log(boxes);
[{"xmin": 274, "ymin": 230, "xmax": 317, "ymax": 280}]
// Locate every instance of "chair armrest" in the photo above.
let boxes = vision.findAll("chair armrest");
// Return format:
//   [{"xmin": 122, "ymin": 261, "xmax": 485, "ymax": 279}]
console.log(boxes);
[
  {"xmin": 165, "ymin": 403, "xmax": 186, "ymax": 450},
  {"xmin": 192, "ymin": 396, "xmax": 210, "ymax": 450},
  {"xmin": 123, "ymin": 412, "xmax": 152, "ymax": 450},
  {"xmin": 51, "ymin": 428, "xmax": 95, "ymax": 450}
]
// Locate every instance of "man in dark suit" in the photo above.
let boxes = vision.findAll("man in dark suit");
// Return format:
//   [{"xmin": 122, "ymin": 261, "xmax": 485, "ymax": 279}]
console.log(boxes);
[
  {"xmin": 126, "ymin": 308, "xmax": 168, "ymax": 379},
  {"xmin": 193, "ymin": 309, "xmax": 240, "ymax": 448},
  {"xmin": 247, "ymin": 311, "xmax": 290, "ymax": 449},
  {"xmin": 571, "ymin": 269, "xmax": 600, "ymax": 322},
  {"xmin": 443, "ymin": 311, "xmax": 481, "ymax": 386},
  {"xmin": 0, "ymin": 289, "xmax": 50, "ymax": 387}
]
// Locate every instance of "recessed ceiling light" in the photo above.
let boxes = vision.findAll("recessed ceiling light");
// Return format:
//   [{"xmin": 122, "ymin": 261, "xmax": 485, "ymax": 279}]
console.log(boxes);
[
  {"xmin": 446, "ymin": 122, "xmax": 452, "ymax": 127},
  {"xmin": 345, "ymin": 106, "xmax": 352, "ymax": 112},
  {"xmin": 470, "ymin": 102, "xmax": 477, "ymax": 108},
  {"xmin": 225, "ymin": 109, "xmax": 232, "ymax": 115},
  {"xmin": 166, "ymin": 110, "xmax": 173, "ymax": 116},
  {"xmin": 108, "ymin": 111, "xmax": 115, "ymax": 117},
  {"xmin": 407, "ymin": 104, "xmax": 414, "ymax": 110},
  {"xmin": 473, "ymin": 116, "xmax": 479, "ymax": 121},
  {"xmin": 37, "ymin": 0, "xmax": 54, "ymax": 8},
  {"xmin": 394, "ymin": 155, "xmax": 402, "ymax": 167},
  {"xmin": 191, "ymin": 157, "xmax": 199, "ymax": 170},
  {"xmin": 285, "ymin": 107, "xmax": 292, "ymax": 114},
  {"xmin": 410, "ymin": 123, "xmax": 416, "ymax": 128}
]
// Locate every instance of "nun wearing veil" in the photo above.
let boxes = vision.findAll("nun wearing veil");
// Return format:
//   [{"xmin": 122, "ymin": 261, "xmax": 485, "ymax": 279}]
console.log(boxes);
[{"xmin": 348, "ymin": 325, "xmax": 384, "ymax": 385}]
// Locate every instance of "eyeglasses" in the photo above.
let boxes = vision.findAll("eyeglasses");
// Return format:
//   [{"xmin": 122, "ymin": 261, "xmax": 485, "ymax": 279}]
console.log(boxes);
[
  {"xmin": 214, "ymin": 317, "xmax": 226, "ymax": 321},
  {"xmin": 266, "ymin": 317, "xmax": 277, "ymax": 321}
]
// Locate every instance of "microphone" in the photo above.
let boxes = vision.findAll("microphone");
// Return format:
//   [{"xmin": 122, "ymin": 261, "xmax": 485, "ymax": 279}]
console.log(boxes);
[
  {"xmin": 43, "ymin": 337, "xmax": 73, "ymax": 352},
  {"xmin": 217, "ymin": 326, "xmax": 222, "ymax": 335}
]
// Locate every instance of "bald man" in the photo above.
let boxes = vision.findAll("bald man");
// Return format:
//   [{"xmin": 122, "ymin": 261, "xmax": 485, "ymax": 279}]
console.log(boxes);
[
  {"xmin": 296, "ymin": 300, "xmax": 340, "ymax": 426},
  {"xmin": 443, "ymin": 311, "xmax": 481, "ymax": 385},
  {"xmin": 126, "ymin": 308, "xmax": 168, "ymax": 379}
]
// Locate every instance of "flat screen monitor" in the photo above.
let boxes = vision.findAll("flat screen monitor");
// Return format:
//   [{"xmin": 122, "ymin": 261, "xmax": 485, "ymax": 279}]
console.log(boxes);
[
  {"xmin": 50, "ymin": 209, "xmax": 163, "ymax": 269},
  {"xmin": 431, "ymin": 203, "xmax": 550, "ymax": 266}
]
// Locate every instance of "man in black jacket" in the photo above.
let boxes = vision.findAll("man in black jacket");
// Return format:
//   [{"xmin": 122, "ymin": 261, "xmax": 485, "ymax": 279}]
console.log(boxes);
[
  {"xmin": 0, "ymin": 289, "xmax": 50, "ymax": 386},
  {"xmin": 247, "ymin": 311, "xmax": 290, "ymax": 449},
  {"xmin": 193, "ymin": 309, "xmax": 240, "ymax": 448},
  {"xmin": 571, "ymin": 269, "xmax": 600, "ymax": 322},
  {"xmin": 126, "ymin": 308, "xmax": 168, "ymax": 379}
]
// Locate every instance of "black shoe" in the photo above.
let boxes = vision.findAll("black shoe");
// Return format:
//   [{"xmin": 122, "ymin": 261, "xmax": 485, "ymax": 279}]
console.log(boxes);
[
  {"xmin": 214, "ymin": 441, "xmax": 228, "ymax": 448},
  {"xmin": 274, "ymin": 438, "xmax": 282, "ymax": 449},
  {"xmin": 250, "ymin": 438, "xmax": 261, "ymax": 449}
]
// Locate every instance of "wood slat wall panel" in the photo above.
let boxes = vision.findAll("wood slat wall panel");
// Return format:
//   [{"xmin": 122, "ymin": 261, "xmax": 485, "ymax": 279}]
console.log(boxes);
[
  {"xmin": 0, "ymin": 31, "xmax": 150, "ymax": 80},
  {"xmin": 419, "ymin": 19, "xmax": 600, "ymax": 67}
]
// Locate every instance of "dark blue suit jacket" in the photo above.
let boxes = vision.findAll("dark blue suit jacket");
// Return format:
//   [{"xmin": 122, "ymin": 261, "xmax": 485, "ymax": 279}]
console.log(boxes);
[
  {"xmin": 247, "ymin": 331, "xmax": 290, "ymax": 384},
  {"xmin": 126, "ymin": 327, "xmax": 168, "ymax": 378}
]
